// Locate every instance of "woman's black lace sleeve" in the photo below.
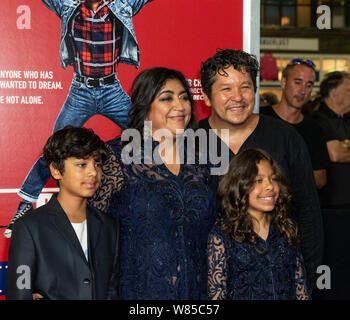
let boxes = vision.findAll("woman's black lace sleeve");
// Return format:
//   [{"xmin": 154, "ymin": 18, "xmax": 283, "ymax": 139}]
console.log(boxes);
[{"xmin": 89, "ymin": 143, "xmax": 124, "ymax": 213}]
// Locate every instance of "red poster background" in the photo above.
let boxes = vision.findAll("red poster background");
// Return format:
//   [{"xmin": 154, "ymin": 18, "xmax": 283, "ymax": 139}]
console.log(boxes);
[{"xmin": 0, "ymin": 0, "xmax": 244, "ymax": 296}]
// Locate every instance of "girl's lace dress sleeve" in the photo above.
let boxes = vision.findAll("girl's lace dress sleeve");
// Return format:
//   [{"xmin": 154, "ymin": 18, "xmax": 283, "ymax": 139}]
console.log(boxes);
[
  {"xmin": 207, "ymin": 227, "xmax": 228, "ymax": 300},
  {"xmin": 89, "ymin": 142, "xmax": 124, "ymax": 214},
  {"xmin": 295, "ymin": 249, "xmax": 311, "ymax": 300}
]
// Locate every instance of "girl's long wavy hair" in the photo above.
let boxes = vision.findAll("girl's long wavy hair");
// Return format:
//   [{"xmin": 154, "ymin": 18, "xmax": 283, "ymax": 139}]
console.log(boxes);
[{"xmin": 216, "ymin": 148, "xmax": 299, "ymax": 253}]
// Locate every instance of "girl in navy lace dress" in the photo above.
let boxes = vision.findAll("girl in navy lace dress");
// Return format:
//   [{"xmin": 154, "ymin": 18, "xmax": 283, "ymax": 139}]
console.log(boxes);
[{"xmin": 207, "ymin": 148, "xmax": 310, "ymax": 300}]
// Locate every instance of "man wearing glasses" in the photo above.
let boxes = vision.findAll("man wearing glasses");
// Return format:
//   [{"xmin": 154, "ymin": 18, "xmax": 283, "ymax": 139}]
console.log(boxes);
[{"xmin": 260, "ymin": 59, "xmax": 330, "ymax": 190}]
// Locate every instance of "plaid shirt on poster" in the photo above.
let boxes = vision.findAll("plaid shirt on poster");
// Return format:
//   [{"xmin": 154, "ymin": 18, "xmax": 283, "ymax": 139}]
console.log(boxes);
[{"xmin": 70, "ymin": 0, "xmax": 124, "ymax": 77}]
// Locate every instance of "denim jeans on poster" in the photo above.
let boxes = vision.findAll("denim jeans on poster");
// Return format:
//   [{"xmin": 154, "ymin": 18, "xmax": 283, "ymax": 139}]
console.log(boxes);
[{"xmin": 18, "ymin": 76, "xmax": 131, "ymax": 202}]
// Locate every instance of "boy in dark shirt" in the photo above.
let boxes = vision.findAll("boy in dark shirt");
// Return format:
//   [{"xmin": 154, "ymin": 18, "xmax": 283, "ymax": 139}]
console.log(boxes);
[{"xmin": 6, "ymin": 126, "xmax": 120, "ymax": 300}]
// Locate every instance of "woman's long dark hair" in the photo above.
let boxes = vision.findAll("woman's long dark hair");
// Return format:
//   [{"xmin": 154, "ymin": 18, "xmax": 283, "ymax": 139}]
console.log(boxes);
[
  {"xmin": 127, "ymin": 67, "xmax": 195, "ymax": 135},
  {"xmin": 217, "ymin": 148, "xmax": 299, "ymax": 253}
]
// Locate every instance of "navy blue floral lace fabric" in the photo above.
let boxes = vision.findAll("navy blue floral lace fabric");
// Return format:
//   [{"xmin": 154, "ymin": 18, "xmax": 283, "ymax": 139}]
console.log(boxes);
[
  {"xmin": 207, "ymin": 224, "xmax": 310, "ymax": 300},
  {"xmin": 91, "ymin": 138, "xmax": 218, "ymax": 299}
]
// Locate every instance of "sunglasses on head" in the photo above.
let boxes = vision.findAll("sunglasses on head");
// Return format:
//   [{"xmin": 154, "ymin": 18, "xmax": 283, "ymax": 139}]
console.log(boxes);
[{"xmin": 288, "ymin": 58, "xmax": 315, "ymax": 70}]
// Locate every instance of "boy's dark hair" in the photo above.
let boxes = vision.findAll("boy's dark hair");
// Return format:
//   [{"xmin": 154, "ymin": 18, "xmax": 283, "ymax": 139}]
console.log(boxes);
[
  {"xmin": 200, "ymin": 49, "xmax": 260, "ymax": 99},
  {"xmin": 320, "ymin": 71, "xmax": 350, "ymax": 99},
  {"xmin": 43, "ymin": 126, "xmax": 108, "ymax": 175}
]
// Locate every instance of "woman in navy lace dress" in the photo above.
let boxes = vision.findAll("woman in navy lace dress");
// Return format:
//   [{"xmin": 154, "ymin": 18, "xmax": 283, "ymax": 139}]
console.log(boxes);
[
  {"xmin": 207, "ymin": 149, "xmax": 310, "ymax": 300},
  {"xmin": 91, "ymin": 67, "xmax": 218, "ymax": 299}
]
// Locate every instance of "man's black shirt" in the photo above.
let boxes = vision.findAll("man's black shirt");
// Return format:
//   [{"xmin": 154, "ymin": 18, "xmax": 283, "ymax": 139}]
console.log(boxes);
[
  {"xmin": 260, "ymin": 105, "xmax": 330, "ymax": 171},
  {"xmin": 312, "ymin": 103, "xmax": 350, "ymax": 207}
]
